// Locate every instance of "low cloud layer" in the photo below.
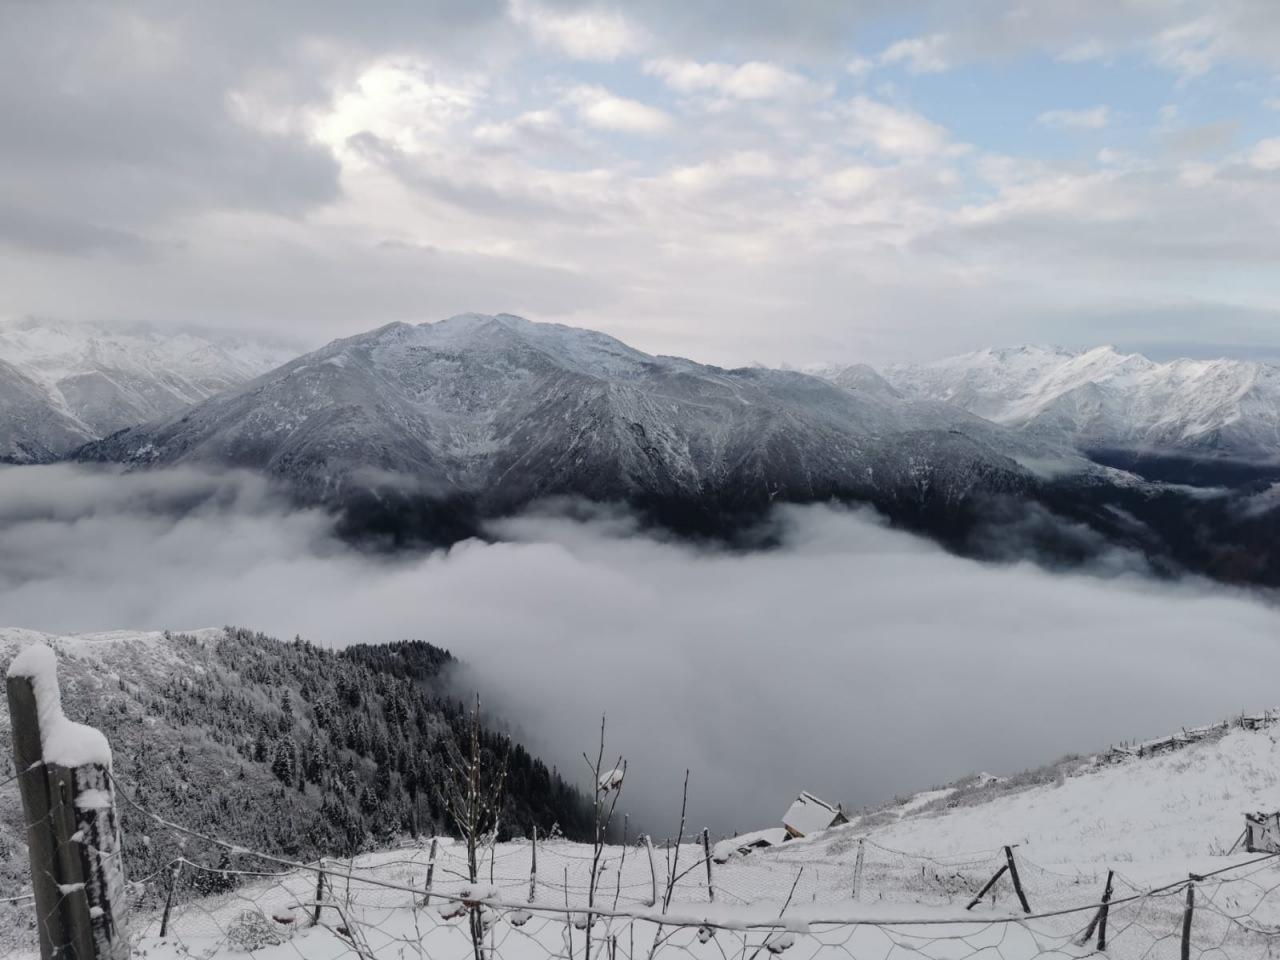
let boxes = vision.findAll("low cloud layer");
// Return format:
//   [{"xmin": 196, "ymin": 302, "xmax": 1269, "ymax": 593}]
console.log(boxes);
[{"xmin": 4, "ymin": 463, "xmax": 1280, "ymax": 836}]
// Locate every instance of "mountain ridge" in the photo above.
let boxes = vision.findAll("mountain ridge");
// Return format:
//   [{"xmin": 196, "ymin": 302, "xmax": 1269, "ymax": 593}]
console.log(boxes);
[
  {"xmin": 873, "ymin": 344, "xmax": 1280, "ymax": 467},
  {"xmin": 76, "ymin": 313, "xmax": 1084, "ymax": 543},
  {"xmin": 0, "ymin": 317, "xmax": 297, "ymax": 462}
]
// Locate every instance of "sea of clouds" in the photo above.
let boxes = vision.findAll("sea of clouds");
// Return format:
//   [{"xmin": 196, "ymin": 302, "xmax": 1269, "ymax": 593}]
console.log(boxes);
[{"xmin": 2, "ymin": 463, "xmax": 1279, "ymax": 835}]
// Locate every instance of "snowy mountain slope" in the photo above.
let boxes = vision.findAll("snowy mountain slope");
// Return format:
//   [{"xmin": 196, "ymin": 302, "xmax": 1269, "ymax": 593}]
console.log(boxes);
[
  {"xmin": 846, "ymin": 725, "xmax": 1280, "ymax": 867},
  {"xmin": 0, "ymin": 355, "xmax": 95, "ymax": 461},
  {"xmin": 0, "ymin": 317, "xmax": 295, "ymax": 460},
  {"xmin": 876, "ymin": 345, "xmax": 1280, "ymax": 464},
  {"xmin": 14, "ymin": 697, "xmax": 1280, "ymax": 960},
  {"xmin": 76, "ymin": 313, "xmax": 1084, "ymax": 541}
]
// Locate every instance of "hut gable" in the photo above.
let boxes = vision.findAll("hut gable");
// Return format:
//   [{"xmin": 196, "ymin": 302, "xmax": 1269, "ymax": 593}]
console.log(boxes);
[{"xmin": 782, "ymin": 791, "xmax": 848, "ymax": 838}]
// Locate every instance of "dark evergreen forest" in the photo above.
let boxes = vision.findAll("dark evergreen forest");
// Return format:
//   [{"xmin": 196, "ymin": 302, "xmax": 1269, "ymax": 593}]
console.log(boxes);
[{"xmin": 0, "ymin": 627, "xmax": 592, "ymax": 915}]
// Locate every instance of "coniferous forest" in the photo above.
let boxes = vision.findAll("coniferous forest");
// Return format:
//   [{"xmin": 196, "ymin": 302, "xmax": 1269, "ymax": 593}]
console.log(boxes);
[{"xmin": 0, "ymin": 627, "xmax": 593, "ymax": 910}]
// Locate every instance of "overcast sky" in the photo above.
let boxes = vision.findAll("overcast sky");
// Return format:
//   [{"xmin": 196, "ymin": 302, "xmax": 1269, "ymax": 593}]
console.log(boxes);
[{"xmin": 2, "ymin": 1, "xmax": 1279, "ymax": 365}]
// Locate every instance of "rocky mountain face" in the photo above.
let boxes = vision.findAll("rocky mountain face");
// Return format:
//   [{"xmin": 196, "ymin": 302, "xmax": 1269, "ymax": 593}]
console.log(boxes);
[
  {"xmin": 875, "ymin": 345, "xmax": 1280, "ymax": 475},
  {"xmin": 0, "ymin": 317, "xmax": 295, "ymax": 462}
]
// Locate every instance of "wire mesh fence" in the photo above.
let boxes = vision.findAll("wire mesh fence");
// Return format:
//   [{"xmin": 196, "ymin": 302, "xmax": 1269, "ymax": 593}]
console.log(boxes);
[{"xmin": 25, "ymin": 772, "xmax": 1270, "ymax": 960}]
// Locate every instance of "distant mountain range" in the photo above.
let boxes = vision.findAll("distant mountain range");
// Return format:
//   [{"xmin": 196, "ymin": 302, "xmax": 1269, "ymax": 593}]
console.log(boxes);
[
  {"xmin": 860, "ymin": 346, "xmax": 1280, "ymax": 482},
  {"xmin": 0, "ymin": 317, "xmax": 294, "ymax": 462},
  {"xmin": 4, "ymin": 315, "xmax": 1280, "ymax": 582}
]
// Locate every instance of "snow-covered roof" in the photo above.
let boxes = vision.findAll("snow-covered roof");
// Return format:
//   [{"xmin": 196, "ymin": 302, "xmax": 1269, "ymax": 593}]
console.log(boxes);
[
  {"xmin": 782, "ymin": 792, "xmax": 845, "ymax": 837},
  {"xmin": 712, "ymin": 827, "xmax": 789, "ymax": 862}
]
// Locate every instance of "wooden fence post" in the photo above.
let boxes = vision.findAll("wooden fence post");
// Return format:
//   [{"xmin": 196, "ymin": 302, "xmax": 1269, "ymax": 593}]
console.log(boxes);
[
  {"xmin": 965, "ymin": 863, "xmax": 1008, "ymax": 911},
  {"xmin": 7, "ymin": 644, "xmax": 129, "ymax": 960},
  {"xmin": 701, "ymin": 828, "xmax": 715, "ymax": 902},
  {"xmin": 424, "ymin": 838, "xmax": 439, "ymax": 906},
  {"xmin": 1097, "ymin": 869, "xmax": 1114, "ymax": 951},
  {"xmin": 1004, "ymin": 846, "xmax": 1031, "ymax": 914},
  {"xmin": 1181, "ymin": 877, "xmax": 1196, "ymax": 960},
  {"xmin": 1076, "ymin": 868, "xmax": 1113, "ymax": 949},
  {"xmin": 159, "ymin": 860, "xmax": 183, "ymax": 938},
  {"xmin": 644, "ymin": 835, "xmax": 657, "ymax": 907},
  {"xmin": 528, "ymin": 827, "xmax": 537, "ymax": 903},
  {"xmin": 311, "ymin": 865, "xmax": 326, "ymax": 926},
  {"xmin": 852, "ymin": 839, "xmax": 866, "ymax": 900}
]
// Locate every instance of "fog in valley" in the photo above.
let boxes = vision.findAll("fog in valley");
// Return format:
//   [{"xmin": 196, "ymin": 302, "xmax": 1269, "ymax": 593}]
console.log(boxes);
[{"xmin": 2, "ymin": 463, "xmax": 1278, "ymax": 835}]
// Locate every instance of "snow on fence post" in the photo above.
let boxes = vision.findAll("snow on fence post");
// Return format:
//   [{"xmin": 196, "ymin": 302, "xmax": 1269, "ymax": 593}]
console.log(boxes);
[
  {"xmin": 6, "ymin": 643, "xmax": 129, "ymax": 960},
  {"xmin": 701, "ymin": 828, "xmax": 715, "ymax": 902}
]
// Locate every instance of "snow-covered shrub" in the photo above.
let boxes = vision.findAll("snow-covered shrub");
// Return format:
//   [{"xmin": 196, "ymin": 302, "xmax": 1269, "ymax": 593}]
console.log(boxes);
[{"xmin": 224, "ymin": 909, "xmax": 292, "ymax": 951}]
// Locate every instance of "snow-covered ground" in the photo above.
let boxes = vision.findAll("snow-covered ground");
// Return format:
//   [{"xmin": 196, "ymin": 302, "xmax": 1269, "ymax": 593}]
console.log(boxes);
[
  {"xmin": 12, "ymin": 721, "xmax": 1278, "ymax": 960},
  {"xmin": 6, "ymin": 627, "xmax": 1280, "ymax": 959}
]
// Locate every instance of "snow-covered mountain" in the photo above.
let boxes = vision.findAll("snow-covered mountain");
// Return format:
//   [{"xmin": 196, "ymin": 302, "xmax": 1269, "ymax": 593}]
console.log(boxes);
[
  {"xmin": 0, "ymin": 317, "xmax": 295, "ymax": 462},
  {"xmin": 75, "ymin": 313, "xmax": 1105, "ymax": 544},
  {"xmin": 876, "ymin": 345, "xmax": 1280, "ymax": 464}
]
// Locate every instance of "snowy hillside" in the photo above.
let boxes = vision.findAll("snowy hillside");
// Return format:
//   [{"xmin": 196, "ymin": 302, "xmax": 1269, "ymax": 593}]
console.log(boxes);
[
  {"xmin": 0, "ymin": 626, "xmax": 592, "ymax": 955},
  {"xmin": 876, "ymin": 345, "xmax": 1280, "ymax": 465},
  {"xmin": 10, "ymin": 693, "xmax": 1280, "ymax": 960},
  {"xmin": 0, "ymin": 317, "xmax": 294, "ymax": 461}
]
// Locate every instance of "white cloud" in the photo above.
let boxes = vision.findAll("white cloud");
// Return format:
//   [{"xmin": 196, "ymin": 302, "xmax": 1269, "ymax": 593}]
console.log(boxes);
[
  {"xmin": 508, "ymin": 0, "xmax": 643, "ymax": 61},
  {"xmin": 1037, "ymin": 105, "xmax": 1112, "ymax": 129},
  {"xmin": 879, "ymin": 34, "xmax": 951, "ymax": 74},
  {"xmin": 1150, "ymin": 17, "xmax": 1225, "ymax": 79},
  {"xmin": 644, "ymin": 58, "xmax": 816, "ymax": 100},
  {"xmin": 473, "ymin": 109, "xmax": 568, "ymax": 150},
  {"xmin": 568, "ymin": 85, "xmax": 671, "ymax": 134},
  {"xmin": 313, "ymin": 60, "xmax": 482, "ymax": 156},
  {"xmin": 1057, "ymin": 38, "xmax": 1107, "ymax": 63},
  {"xmin": 666, "ymin": 150, "xmax": 777, "ymax": 191},
  {"xmin": 1250, "ymin": 137, "xmax": 1280, "ymax": 170},
  {"xmin": 1265, "ymin": 97, "xmax": 1280, "ymax": 111},
  {"xmin": 816, "ymin": 164, "xmax": 883, "ymax": 199},
  {"xmin": 846, "ymin": 56, "xmax": 875, "ymax": 78},
  {"xmin": 1096, "ymin": 147, "xmax": 1138, "ymax": 168},
  {"xmin": 845, "ymin": 96, "xmax": 949, "ymax": 157}
]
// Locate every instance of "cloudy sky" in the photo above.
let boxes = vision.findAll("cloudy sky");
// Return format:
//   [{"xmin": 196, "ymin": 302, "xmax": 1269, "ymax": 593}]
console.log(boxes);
[{"xmin": 2, "ymin": 1, "xmax": 1279, "ymax": 365}]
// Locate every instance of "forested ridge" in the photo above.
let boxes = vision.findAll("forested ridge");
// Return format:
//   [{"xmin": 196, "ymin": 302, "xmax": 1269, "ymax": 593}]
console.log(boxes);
[{"xmin": 0, "ymin": 627, "xmax": 592, "ymax": 917}]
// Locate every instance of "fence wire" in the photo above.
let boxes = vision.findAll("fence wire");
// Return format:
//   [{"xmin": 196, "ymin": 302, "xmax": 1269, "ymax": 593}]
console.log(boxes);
[{"xmin": 6, "ymin": 772, "xmax": 1265, "ymax": 960}]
